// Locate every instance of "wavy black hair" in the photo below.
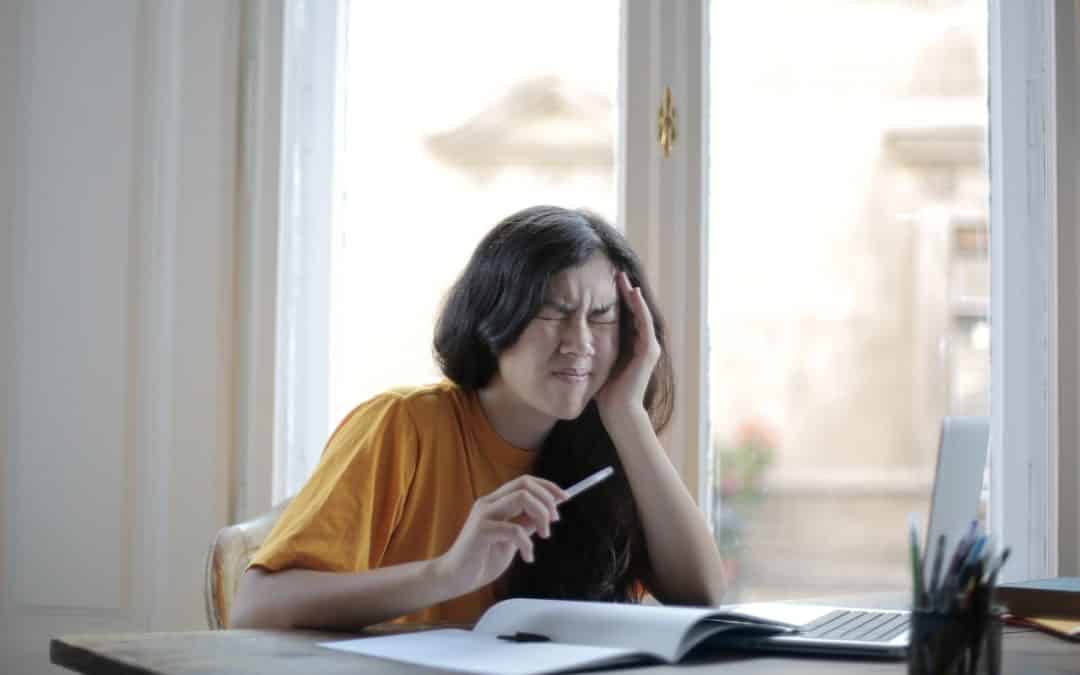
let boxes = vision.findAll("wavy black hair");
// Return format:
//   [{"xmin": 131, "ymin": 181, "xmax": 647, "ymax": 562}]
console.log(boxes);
[{"xmin": 433, "ymin": 205, "xmax": 674, "ymax": 603}]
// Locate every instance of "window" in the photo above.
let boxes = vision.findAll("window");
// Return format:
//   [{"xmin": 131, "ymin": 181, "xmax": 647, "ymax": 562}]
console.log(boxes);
[
  {"xmin": 273, "ymin": 0, "xmax": 1069, "ymax": 578},
  {"xmin": 328, "ymin": 0, "xmax": 620, "ymax": 432},
  {"xmin": 707, "ymin": 0, "xmax": 989, "ymax": 600}
]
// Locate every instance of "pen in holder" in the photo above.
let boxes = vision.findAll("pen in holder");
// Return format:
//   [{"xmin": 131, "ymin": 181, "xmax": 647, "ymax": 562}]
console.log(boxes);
[{"xmin": 907, "ymin": 518, "xmax": 1009, "ymax": 675}]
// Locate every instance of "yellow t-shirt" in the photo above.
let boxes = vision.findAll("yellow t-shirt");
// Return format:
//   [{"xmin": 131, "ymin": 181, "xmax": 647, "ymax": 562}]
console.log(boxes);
[{"xmin": 249, "ymin": 381, "xmax": 537, "ymax": 625}]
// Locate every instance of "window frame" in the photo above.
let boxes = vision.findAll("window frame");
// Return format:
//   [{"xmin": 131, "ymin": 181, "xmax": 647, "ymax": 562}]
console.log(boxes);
[
  {"xmin": 987, "ymin": 0, "xmax": 1078, "ymax": 581},
  {"xmin": 619, "ymin": 0, "xmax": 712, "ymax": 513}
]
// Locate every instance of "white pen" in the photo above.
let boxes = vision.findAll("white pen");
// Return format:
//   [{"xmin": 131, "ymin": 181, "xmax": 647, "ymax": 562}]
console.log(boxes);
[{"xmin": 563, "ymin": 466, "xmax": 615, "ymax": 500}]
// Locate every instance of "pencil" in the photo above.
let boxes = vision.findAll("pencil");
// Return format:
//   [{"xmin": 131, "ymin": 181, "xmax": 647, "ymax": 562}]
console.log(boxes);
[
  {"xmin": 928, "ymin": 533, "xmax": 946, "ymax": 610},
  {"xmin": 909, "ymin": 515, "xmax": 924, "ymax": 608}
]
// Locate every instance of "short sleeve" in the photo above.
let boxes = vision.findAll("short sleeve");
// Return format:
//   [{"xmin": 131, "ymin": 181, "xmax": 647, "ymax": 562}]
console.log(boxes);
[{"xmin": 250, "ymin": 393, "xmax": 420, "ymax": 573}]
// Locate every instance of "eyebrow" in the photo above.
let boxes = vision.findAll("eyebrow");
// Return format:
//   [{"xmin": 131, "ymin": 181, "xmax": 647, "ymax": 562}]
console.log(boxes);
[{"xmin": 542, "ymin": 299, "xmax": 617, "ymax": 314}]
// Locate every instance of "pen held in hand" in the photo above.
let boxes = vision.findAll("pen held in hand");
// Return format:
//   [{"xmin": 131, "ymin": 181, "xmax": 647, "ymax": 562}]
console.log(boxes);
[{"xmin": 563, "ymin": 466, "xmax": 615, "ymax": 501}]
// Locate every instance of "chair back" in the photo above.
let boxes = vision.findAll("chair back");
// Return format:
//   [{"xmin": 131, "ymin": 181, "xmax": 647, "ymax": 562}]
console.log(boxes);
[{"xmin": 203, "ymin": 498, "xmax": 292, "ymax": 629}]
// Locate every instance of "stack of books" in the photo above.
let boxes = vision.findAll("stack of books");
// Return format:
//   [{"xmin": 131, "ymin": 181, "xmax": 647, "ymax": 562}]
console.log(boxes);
[{"xmin": 998, "ymin": 577, "xmax": 1080, "ymax": 641}]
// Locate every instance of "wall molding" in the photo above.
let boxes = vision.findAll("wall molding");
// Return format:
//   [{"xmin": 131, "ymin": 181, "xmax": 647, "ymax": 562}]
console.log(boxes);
[
  {"xmin": 132, "ymin": 0, "xmax": 181, "ymax": 630},
  {"xmin": 133, "ymin": 0, "xmax": 242, "ymax": 630}
]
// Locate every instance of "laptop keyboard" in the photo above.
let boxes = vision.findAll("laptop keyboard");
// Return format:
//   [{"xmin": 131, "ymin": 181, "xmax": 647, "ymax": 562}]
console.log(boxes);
[{"xmin": 797, "ymin": 610, "xmax": 910, "ymax": 643}]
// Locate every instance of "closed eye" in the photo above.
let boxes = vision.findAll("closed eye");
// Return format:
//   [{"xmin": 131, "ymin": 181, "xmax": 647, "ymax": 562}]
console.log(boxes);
[
  {"xmin": 589, "ymin": 304, "xmax": 617, "ymax": 324},
  {"xmin": 536, "ymin": 301, "xmax": 617, "ymax": 323},
  {"xmin": 536, "ymin": 301, "xmax": 573, "ymax": 321}
]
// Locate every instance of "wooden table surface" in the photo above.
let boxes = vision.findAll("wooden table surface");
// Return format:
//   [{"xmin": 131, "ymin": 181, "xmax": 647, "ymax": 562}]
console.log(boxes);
[{"xmin": 51, "ymin": 624, "xmax": 1080, "ymax": 675}]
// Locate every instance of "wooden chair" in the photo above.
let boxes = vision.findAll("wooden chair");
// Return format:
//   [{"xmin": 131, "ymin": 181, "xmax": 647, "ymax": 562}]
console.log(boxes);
[{"xmin": 203, "ymin": 498, "xmax": 292, "ymax": 629}]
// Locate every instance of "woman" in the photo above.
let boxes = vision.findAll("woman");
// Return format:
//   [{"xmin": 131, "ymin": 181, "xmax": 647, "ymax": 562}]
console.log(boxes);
[{"xmin": 230, "ymin": 205, "xmax": 725, "ymax": 630}]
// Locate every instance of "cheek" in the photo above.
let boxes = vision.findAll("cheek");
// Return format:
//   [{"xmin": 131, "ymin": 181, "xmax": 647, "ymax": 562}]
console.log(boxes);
[
  {"xmin": 594, "ymin": 326, "xmax": 621, "ymax": 372},
  {"xmin": 500, "ymin": 325, "xmax": 558, "ymax": 377},
  {"xmin": 522, "ymin": 323, "xmax": 560, "ymax": 361}
]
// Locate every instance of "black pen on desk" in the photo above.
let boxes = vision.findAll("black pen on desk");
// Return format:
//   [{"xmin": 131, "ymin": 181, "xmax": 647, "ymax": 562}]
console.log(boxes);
[{"xmin": 497, "ymin": 632, "xmax": 550, "ymax": 643}]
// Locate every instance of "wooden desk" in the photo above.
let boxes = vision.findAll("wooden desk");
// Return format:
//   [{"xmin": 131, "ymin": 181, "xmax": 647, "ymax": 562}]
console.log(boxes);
[{"xmin": 51, "ymin": 624, "xmax": 1080, "ymax": 675}]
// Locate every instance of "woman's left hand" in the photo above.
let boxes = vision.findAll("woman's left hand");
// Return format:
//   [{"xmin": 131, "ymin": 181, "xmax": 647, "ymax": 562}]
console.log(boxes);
[{"xmin": 594, "ymin": 271, "xmax": 661, "ymax": 423}]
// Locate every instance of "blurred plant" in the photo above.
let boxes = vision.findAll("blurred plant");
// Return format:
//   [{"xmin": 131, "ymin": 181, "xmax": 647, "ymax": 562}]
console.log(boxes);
[
  {"xmin": 712, "ymin": 418, "xmax": 779, "ymax": 597},
  {"xmin": 716, "ymin": 419, "xmax": 777, "ymax": 505}
]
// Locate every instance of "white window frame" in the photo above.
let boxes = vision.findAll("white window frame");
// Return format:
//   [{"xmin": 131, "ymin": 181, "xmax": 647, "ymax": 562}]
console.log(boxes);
[
  {"xmin": 272, "ymin": 0, "xmax": 344, "ymax": 503},
  {"xmin": 618, "ymin": 0, "xmax": 711, "ymax": 512},
  {"xmin": 987, "ymin": 0, "xmax": 1078, "ymax": 581}
]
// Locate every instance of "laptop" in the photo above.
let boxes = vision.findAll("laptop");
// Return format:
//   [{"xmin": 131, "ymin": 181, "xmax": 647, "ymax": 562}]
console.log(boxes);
[{"xmin": 711, "ymin": 416, "xmax": 990, "ymax": 658}]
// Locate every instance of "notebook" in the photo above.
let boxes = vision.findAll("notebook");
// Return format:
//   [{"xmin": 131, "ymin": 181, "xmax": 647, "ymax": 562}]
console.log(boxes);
[
  {"xmin": 320, "ymin": 598, "xmax": 797, "ymax": 675},
  {"xmin": 713, "ymin": 415, "xmax": 991, "ymax": 658}
]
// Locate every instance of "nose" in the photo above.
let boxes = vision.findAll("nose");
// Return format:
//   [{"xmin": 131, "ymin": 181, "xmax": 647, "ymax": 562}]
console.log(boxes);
[{"xmin": 559, "ymin": 315, "xmax": 596, "ymax": 357}]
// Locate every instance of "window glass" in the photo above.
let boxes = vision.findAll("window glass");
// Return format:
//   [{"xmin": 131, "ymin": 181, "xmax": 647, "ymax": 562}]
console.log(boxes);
[
  {"xmin": 708, "ymin": 0, "xmax": 989, "ymax": 600},
  {"xmin": 329, "ymin": 1, "xmax": 619, "ymax": 428}
]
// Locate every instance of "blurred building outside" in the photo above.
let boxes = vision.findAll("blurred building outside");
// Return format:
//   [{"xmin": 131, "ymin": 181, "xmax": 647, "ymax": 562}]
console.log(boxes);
[{"xmin": 708, "ymin": 0, "xmax": 989, "ymax": 601}]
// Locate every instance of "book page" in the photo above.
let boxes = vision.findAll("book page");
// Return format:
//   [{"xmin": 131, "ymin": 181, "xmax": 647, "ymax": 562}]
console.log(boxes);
[
  {"xmin": 320, "ymin": 629, "xmax": 646, "ymax": 675},
  {"xmin": 474, "ymin": 598, "xmax": 779, "ymax": 661}
]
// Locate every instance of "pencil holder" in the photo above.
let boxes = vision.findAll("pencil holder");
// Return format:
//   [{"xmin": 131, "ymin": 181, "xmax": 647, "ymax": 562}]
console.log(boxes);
[{"xmin": 907, "ymin": 607, "xmax": 1002, "ymax": 675}]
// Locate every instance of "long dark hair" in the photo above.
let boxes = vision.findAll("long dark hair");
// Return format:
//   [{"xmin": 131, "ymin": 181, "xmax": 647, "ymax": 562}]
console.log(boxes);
[{"xmin": 433, "ymin": 205, "xmax": 674, "ymax": 603}]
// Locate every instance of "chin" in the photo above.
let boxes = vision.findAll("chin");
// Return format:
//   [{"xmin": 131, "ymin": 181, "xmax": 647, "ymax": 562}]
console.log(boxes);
[{"xmin": 547, "ymin": 396, "xmax": 591, "ymax": 421}]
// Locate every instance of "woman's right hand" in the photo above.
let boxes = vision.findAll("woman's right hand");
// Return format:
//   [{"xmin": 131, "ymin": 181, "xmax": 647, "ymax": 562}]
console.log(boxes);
[{"xmin": 434, "ymin": 475, "xmax": 568, "ymax": 597}]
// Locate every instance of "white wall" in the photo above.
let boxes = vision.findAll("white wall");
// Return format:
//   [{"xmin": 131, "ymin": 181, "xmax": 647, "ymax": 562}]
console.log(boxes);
[
  {"xmin": 0, "ymin": 1, "xmax": 266, "ymax": 672},
  {"xmin": 1, "ymin": 0, "xmax": 18, "ymax": 662}
]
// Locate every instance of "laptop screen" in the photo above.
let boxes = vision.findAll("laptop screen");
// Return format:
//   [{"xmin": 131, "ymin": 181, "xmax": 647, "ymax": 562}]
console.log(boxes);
[{"xmin": 924, "ymin": 416, "xmax": 990, "ymax": 560}]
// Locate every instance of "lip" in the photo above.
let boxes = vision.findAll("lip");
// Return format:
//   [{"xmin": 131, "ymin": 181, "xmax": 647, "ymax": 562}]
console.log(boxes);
[{"xmin": 552, "ymin": 368, "xmax": 590, "ymax": 382}]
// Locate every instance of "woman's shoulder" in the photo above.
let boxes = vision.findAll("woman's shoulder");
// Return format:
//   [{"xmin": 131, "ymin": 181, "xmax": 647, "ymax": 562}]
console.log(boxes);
[
  {"xmin": 343, "ymin": 380, "xmax": 469, "ymax": 428},
  {"xmin": 382, "ymin": 379, "xmax": 465, "ymax": 407},
  {"xmin": 322, "ymin": 381, "xmax": 468, "ymax": 456}
]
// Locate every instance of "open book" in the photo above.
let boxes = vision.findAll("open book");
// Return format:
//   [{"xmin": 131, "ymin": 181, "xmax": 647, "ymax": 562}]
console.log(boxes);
[{"xmin": 319, "ymin": 598, "xmax": 796, "ymax": 675}]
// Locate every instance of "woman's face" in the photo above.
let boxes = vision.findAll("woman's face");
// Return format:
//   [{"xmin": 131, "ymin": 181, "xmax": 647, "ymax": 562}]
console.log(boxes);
[{"xmin": 494, "ymin": 253, "xmax": 621, "ymax": 425}]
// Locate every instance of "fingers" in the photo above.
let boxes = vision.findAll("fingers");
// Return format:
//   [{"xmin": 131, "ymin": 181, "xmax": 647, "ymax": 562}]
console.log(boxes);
[
  {"xmin": 484, "ymin": 520, "xmax": 536, "ymax": 563},
  {"xmin": 617, "ymin": 271, "xmax": 659, "ymax": 355},
  {"xmin": 483, "ymin": 475, "xmax": 567, "ymax": 515},
  {"xmin": 485, "ymin": 489, "xmax": 556, "ymax": 538}
]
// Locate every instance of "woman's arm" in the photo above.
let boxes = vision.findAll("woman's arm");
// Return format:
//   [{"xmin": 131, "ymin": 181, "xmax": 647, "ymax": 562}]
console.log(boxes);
[
  {"xmin": 604, "ymin": 409, "xmax": 727, "ymax": 606},
  {"xmin": 230, "ymin": 474, "xmax": 566, "ymax": 630},
  {"xmin": 596, "ymin": 271, "xmax": 726, "ymax": 606},
  {"xmin": 231, "ymin": 559, "xmax": 457, "ymax": 630}
]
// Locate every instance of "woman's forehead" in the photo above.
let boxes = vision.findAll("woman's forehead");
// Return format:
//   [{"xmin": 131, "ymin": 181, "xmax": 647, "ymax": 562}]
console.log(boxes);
[{"xmin": 546, "ymin": 255, "xmax": 617, "ymax": 299}]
